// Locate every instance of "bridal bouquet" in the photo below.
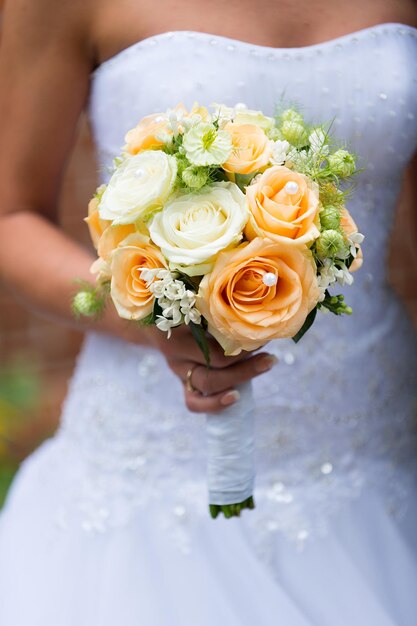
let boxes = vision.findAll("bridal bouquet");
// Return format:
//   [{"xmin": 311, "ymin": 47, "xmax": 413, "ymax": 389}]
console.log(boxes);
[{"xmin": 73, "ymin": 102, "xmax": 363, "ymax": 518}]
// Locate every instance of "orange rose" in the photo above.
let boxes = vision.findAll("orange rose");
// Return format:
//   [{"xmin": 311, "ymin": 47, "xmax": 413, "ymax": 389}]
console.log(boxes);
[
  {"xmin": 84, "ymin": 195, "xmax": 111, "ymax": 249},
  {"xmin": 198, "ymin": 237, "xmax": 320, "ymax": 355},
  {"xmin": 97, "ymin": 224, "xmax": 136, "ymax": 262},
  {"xmin": 245, "ymin": 166, "xmax": 320, "ymax": 246},
  {"xmin": 340, "ymin": 208, "xmax": 363, "ymax": 271},
  {"xmin": 223, "ymin": 123, "xmax": 273, "ymax": 174},
  {"xmin": 186, "ymin": 102, "xmax": 210, "ymax": 121},
  {"xmin": 110, "ymin": 233, "xmax": 167, "ymax": 320},
  {"xmin": 124, "ymin": 113, "xmax": 170, "ymax": 154},
  {"xmin": 125, "ymin": 104, "xmax": 210, "ymax": 155}
]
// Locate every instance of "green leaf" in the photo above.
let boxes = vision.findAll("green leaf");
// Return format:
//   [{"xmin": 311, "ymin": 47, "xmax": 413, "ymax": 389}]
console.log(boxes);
[
  {"xmin": 153, "ymin": 299, "xmax": 164, "ymax": 319},
  {"xmin": 136, "ymin": 312, "xmax": 155, "ymax": 327},
  {"xmin": 344, "ymin": 252, "xmax": 355, "ymax": 269},
  {"xmin": 176, "ymin": 273, "xmax": 201, "ymax": 292},
  {"xmin": 189, "ymin": 322, "xmax": 211, "ymax": 367},
  {"xmin": 234, "ymin": 173, "xmax": 256, "ymax": 189},
  {"xmin": 292, "ymin": 306, "xmax": 317, "ymax": 343}
]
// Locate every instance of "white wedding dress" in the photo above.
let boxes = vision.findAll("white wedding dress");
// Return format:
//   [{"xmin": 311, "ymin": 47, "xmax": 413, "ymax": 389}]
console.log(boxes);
[{"xmin": 1, "ymin": 23, "xmax": 417, "ymax": 626}]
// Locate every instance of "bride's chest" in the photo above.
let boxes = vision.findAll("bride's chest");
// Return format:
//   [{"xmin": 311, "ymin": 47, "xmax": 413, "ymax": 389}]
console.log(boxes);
[{"xmin": 89, "ymin": 28, "xmax": 417, "ymax": 178}]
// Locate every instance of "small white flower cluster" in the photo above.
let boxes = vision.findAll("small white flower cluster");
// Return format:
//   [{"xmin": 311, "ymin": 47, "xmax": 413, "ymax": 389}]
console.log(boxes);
[
  {"xmin": 270, "ymin": 139, "xmax": 290, "ymax": 165},
  {"xmin": 154, "ymin": 109, "xmax": 205, "ymax": 145},
  {"xmin": 308, "ymin": 128, "xmax": 330, "ymax": 156},
  {"xmin": 140, "ymin": 268, "xmax": 201, "ymax": 337},
  {"xmin": 317, "ymin": 229, "xmax": 364, "ymax": 302},
  {"xmin": 211, "ymin": 102, "xmax": 248, "ymax": 127},
  {"xmin": 317, "ymin": 259, "xmax": 354, "ymax": 301},
  {"xmin": 347, "ymin": 231, "xmax": 365, "ymax": 258},
  {"xmin": 166, "ymin": 108, "xmax": 205, "ymax": 136},
  {"xmin": 286, "ymin": 147, "xmax": 310, "ymax": 168},
  {"xmin": 284, "ymin": 127, "xmax": 330, "ymax": 173}
]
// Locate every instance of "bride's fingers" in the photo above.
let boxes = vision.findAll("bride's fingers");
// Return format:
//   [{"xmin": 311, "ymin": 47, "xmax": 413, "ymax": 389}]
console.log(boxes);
[
  {"xmin": 205, "ymin": 336, "xmax": 251, "ymax": 368},
  {"xmin": 179, "ymin": 352, "xmax": 278, "ymax": 396},
  {"xmin": 155, "ymin": 330, "xmax": 210, "ymax": 366},
  {"xmin": 184, "ymin": 387, "xmax": 241, "ymax": 414},
  {"xmin": 167, "ymin": 327, "xmax": 251, "ymax": 367}
]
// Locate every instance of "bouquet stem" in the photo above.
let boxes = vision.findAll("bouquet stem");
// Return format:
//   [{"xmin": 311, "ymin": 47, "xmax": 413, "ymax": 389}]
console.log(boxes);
[
  {"xmin": 209, "ymin": 496, "xmax": 255, "ymax": 519},
  {"xmin": 206, "ymin": 381, "xmax": 255, "ymax": 519}
]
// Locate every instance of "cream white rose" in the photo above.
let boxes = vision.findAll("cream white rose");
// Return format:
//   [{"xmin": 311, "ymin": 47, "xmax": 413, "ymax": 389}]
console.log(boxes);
[
  {"xmin": 99, "ymin": 151, "xmax": 177, "ymax": 225},
  {"xmin": 212, "ymin": 103, "xmax": 275, "ymax": 134},
  {"xmin": 149, "ymin": 182, "xmax": 248, "ymax": 276}
]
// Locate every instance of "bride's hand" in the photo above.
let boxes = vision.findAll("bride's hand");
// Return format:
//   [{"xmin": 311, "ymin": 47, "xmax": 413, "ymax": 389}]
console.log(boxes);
[{"xmin": 146, "ymin": 325, "xmax": 278, "ymax": 413}]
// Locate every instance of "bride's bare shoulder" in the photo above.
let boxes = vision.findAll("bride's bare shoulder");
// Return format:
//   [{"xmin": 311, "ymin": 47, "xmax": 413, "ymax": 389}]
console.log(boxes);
[
  {"xmin": 0, "ymin": 0, "xmax": 98, "ymax": 220},
  {"xmin": 1, "ymin": 0, "xmax": 96, "ymax": 67}
]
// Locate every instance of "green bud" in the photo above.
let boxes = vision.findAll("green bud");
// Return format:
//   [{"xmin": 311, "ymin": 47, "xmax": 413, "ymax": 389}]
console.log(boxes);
[
  {"xmin": 267, "ymin": 126, "xmax": 284, "ymax": 141},
  {"xmin": 280, "ymin": 108, "xmax": 304, "ymax": 125},
  {"xmin": 328, "ymin": 149, "xmax": 356, "ymax": 177},
  {"xmin": 319, "ymin": 205, "xmax": 341, "ymax": 231},
  {"xmin": 181, "ymin": 166, "xmax": 209, "ymax": 190},
  {"xmin": 281, "ymin": 121, "xmax": 308, "ymax": 148},
  {"xmin": 316, "ymin": 229, "xmax": 348, "ymax": 258},
  {"xmin": 72, "ymin": 291, "xmax": 100, "ymax": 318},
  {"xmin": 175, "ymin": 154, "xmax": 189, "ymax": 175}
]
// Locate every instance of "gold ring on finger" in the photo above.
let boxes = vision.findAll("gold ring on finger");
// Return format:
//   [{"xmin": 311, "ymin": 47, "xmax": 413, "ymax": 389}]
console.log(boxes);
[{"xmin": 185, "ymin": 364, "xmax": 200, "ymax": 393}]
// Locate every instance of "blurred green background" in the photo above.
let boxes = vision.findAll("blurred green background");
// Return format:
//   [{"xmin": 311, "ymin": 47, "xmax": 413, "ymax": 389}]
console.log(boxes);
[
  {"xmin": 0, "ymin": 363, "xmax": 37, "ymax": 507},
  {"xmin": 0, "ymin": 361, "xmax": 46, "ymax": 509}
]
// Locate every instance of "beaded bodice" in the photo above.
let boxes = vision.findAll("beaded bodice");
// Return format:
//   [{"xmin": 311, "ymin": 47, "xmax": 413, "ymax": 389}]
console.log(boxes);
[{"xmin": 57, "ymin": 25, "xmax": 417, "ymax": 550}]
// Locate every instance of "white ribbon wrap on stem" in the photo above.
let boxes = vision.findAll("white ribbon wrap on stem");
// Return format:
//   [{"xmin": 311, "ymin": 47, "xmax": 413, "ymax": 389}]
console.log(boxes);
[{"xmin": 206, "ymin": 381, "xmax": 255, "ymax": 505}]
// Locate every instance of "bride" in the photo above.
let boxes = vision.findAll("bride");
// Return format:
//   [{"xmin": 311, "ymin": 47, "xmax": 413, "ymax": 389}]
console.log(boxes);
[{"xmin": 0, "ymin": 0, "xmax": 416, "ymax": 624}]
